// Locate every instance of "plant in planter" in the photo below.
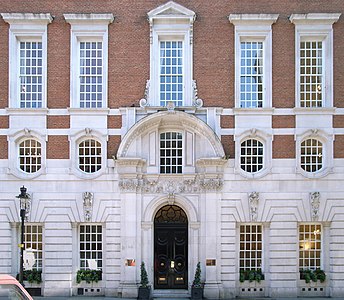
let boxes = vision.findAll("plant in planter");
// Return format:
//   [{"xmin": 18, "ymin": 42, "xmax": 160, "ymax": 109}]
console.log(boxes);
[
  {"xmin": 76, "ymin": 269, "xmax": 102, "ymax": 284},
  {"xmin": 300, "ymin": 269, "xmax": 326, "ymax": 283},
  {"xmin": 239, "ymin": 269, "xmax": 265, "ymax": 283},
  {"xmin": 137, "ymin": 262, "xmax": 151, "ymax": 300},
  {"xmin": 191, "ymin": 262, "xmax": 203, "ymax": 299},
  {"xmin": 17, "ymin": 269, "xmax": 42, "ymax": 284}
]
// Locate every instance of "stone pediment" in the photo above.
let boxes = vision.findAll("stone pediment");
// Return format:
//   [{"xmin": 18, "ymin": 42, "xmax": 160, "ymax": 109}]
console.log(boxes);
[{"xmin": 148, "ymin": 1, "xmax": 196, "ymax": 23}]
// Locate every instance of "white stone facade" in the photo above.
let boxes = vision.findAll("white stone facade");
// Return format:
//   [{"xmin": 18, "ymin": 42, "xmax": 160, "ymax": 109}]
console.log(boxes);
[{"xmin": 0, "ymin": 2, "xmax": 344, "ymax": 299}]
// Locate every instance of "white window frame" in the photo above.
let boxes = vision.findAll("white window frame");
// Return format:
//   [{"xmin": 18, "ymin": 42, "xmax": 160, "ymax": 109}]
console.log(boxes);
[
  {"xmin": 24, "ymin": 223, "xmax": 44, "ymax": 271},
  {"xmin": 299, "ymin": 223, "xmax": 322, "ymax": 270},
  {"xmin": 1, "ymin": 13, "xmax": 52, "ymax": 109},
  {"xmin": 147, "ymin": 1, "xmax": 195, "ymax": 107},
  {"xmin": 296, "ymin": 129, "xmax": 333, "ymax": 178},
  {"xmin": 79, "ymin": 224, "xmax": 103, "ymax": 271},
  {"xmin": 159, "ymin": 131, "xmax": 183, "ymax": 174},
  {"xmin": 229, "ymin": 14, "xmax": 278, "ymax": 109},
  {"xmin": 290, "ymin": 13, "xmax": 341, "ymax": 108},
  {"xmin": 69, "ymin": 129, "xmax": 107, "ymax": 179},
  {"xmin": 235, "ymin": 129, "xmax": 272, "ymax": 179},
  {"xmin": 64, "ymin": 14, "xmax": 114, "ymax": 109},
  {"xmin": 8, "ymin": 129, "xmax": 47, "ymax": 179},
  {"xmin": 239, "ymin": 223, "xmax": 263, "ymax": 272}
]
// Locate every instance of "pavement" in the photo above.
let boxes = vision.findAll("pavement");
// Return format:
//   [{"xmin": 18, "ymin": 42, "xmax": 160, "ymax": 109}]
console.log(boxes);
[{"xmin": 33, "ymin": 297, "xmax": 344, "ymax": 300}]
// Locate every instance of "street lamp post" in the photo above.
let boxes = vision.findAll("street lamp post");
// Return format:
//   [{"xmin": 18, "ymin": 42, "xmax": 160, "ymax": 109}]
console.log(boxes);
[{"xmin": 16, "ymin": 186, "xmax": 30, "ymax": 285}]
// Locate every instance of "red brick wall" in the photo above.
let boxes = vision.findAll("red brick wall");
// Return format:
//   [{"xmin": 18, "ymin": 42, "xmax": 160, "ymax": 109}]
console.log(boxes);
[
  {"xmin": 220, "ymin": 115, "xmax": 234, "ymax": 128},
  {"xmin": 273, "ymin": 135, "xmax": 295, "ymax": 158},
  {"xmin": 272, "ymin": 115, "xmax": 295, "ymax": 128},
  {"xmin": 333, "ymin": 115, "xmax": 344, "ymax": 128},
  {"xmin": 0, "ymin": 136, "xmax": 8, "ymax": 159},
  {"xmin": 108, "ymin": 116, "xmax": 122, "ymax": 128},
  {"xmin": 108, "ymin": 135, "xmax": 121, "ymax": 159},
  {"xmin": 47, "ymin": 135, "xmax": 69, "ymax": 159},
  {"xmin": 221, "ymin": 135, "xmax": 235, "ymax": 158},
  {"xmin": 0, "ymin": 116, "xmax": 9, "ymax": 129},
  {"xmin": 0, "ymin": 1, "xmax": 342, "ymax": 109},
  {"xmin": 334, "ymin": 135, "xmax": 344, "ymax": 158},
  {"xmin": 47, "ymin": 116, "xmax": 70, "ymax": 129}
]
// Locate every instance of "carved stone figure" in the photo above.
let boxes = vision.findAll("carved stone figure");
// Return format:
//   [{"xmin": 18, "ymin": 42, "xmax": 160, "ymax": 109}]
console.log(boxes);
[
  {"xmin": 83, "ymin": 192, "xmax": 94, "ymax": 222},
  {"xmin": 310, "ymin": 192, "xmax": 320, "ymax": 221},
  {"xmin": 249, "ymin": 192, "xmax": 259, "ymax": 222}
]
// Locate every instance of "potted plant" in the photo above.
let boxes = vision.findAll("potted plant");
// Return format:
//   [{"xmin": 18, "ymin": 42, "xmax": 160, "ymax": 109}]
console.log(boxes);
[
  {"xmin": 138, "ymin": 262, "xmax": 151, "ymax": 300},
  {"xmin": 17, "ymin": 269, "xmax": 42, "ymax": 284},
  {"xmin": 191, "ymin": 262, "xmax": 203, "ymax": 299}
]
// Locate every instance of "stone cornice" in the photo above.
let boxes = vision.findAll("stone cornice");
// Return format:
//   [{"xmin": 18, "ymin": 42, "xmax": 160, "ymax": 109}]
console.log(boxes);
[
  {"xmin": 64, "ymin": 13, "xmax": 114, "ymax": 25},
  {"xmin": 289, "ymin": 13, "xmax": 341, "ymax": 25},
  {"xmin": 1, "ymin": 13, "xmax": 53, "ymax": 24},
  {"xmin": 228, "ymin": 14, "xmax": 279, "ymax": 26}
]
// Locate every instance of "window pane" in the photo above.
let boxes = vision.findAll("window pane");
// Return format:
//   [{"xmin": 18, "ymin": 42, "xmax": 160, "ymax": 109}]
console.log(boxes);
[
  {"xmin": 300, "ymin": 41, "xmax": 323, "ymax": 108},
  {"xmin": 78, "ymin": 139, "xmax": 102, "ymax": 173},
  {"xmin": 79, "ymin": 225, "xmax": 103, "ymax": 270},
  {"xmin": 160, "ymin": 41, "xmax": 183, "ymax": 107},
  {"xmin": 160, "ymin": 132, "xmax": 182, "ymax": 174},
  {"xmin": 240, "ymin": 139, "xmax": 263, "ymax": 173}
]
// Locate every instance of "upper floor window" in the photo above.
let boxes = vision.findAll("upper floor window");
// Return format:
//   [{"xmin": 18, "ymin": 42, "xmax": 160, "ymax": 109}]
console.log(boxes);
[
  {"xmin": 240, "ymin": 139, "xmax": 263, "ymax": 173},
  {"xmin": 64, "ymin": 14, "xmax": 114, "ymax": 109},
  {"xmin": 301, "ymin": 138, "xmax": 323, "ymax": 173},
  {"xmin": 290, "ymin": 13, "xmax": 341, "ymax": 108},
  {"xmin": 79, "ymin": 41, "xmax": 103, "ymax": 108},
  {"xmin": 240, "ymin": 41, "xmax": 264, "ymax": 108},
  {"xmin": 19, "ymin": 139, "xmax": 42, "ymax": 173},
  {"xmin": 229, "ymin": 14, "xmax": 279, "ymax": 109},
  {"xmin": 160, "ymin": 40, "xmax": 183, "ymax": 107},
  {"xmin": 1, "ymin": 13, "xmax": 52, "ymax": 109},
  {"xmin": 147, "ymin": 1, "xmax": 195, "ymax": 107},
  {"xmin": 160, "ymin": 132, "xmax": 183, "ymax": 174},
  {"xmin": 296, "ymin": 129, "xmax": 333, "ymax": 178},
  {"xmin": 19, "ymin": 41, "xmax": 43, "ymax": 108},
  {"xmin": 78, "ymin": 139, "xmax": 102, "ymax": 174}
]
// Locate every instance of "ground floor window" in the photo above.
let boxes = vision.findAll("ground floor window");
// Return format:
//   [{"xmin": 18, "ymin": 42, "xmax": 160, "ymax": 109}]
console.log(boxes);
[
  {"xmin": 299, "ymin": 223, "xmax": 322, "ymax": 269},
  {"xmin": 79, "ymin": 224, "xmax": 103, "ymax": 270},
  {"xmin": 239, "ymin": 224, "xmax": 263, "ymax": 271},
  {"xmin": 24, "ymin": 224, "xmax": 43, "ymax": 270}
]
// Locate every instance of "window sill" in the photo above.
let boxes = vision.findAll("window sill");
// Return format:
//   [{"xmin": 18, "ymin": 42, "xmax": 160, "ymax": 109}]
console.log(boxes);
[
  {"xmin": 6, "ymin": 108, "xmax": 48, "ymax": 116},
  {"xmin": 294, "ymin": 107, "xmax": 336, "ymax": 115},
  {"xmin": 233, "ymin": 108, "xmax": 275, "ymax": 115}
]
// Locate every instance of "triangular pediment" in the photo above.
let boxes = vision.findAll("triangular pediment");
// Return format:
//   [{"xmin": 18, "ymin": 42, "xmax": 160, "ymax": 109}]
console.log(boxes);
[{"xmin": 148, "ymin": 1, "xmax": 195, "ymax": 23}]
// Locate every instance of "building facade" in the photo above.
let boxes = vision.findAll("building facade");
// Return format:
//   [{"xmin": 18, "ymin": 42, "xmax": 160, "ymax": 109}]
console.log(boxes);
[{"xmin": 0, "ymin": 0, "xmax": 344, "ymax": 298}]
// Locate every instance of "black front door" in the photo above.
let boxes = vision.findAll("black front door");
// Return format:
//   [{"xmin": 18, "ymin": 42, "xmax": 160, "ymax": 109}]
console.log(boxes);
[{"xmin": 154, "ymin": 205, "xmax": 188, "ymax": 289}]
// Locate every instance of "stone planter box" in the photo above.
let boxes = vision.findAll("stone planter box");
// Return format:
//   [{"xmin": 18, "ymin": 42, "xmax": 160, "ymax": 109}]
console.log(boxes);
[
  {"xmin": 298, "ymin": 279, "xmax": 327, "ymax": 297},
  {"xmin": 238, "ymin": 281, "xmax": 266, "ymax": 298}
]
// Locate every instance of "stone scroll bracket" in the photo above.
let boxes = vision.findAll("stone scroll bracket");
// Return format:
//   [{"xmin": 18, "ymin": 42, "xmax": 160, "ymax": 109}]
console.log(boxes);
[{"xmin": 83, "ymin": 192, "xmax": 94, "ymax": 222}]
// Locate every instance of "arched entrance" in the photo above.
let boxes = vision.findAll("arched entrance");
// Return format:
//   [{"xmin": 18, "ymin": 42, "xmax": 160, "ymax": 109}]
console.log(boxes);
[{"xmin": 154, "ymin": 205, "xmax": 188, "ymax": 289}]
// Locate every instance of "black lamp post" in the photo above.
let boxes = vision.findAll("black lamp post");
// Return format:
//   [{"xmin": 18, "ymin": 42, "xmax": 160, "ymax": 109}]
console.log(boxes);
[{"xmin": 16, "ymin": 186, "xmax": 30, "ymax": 285}]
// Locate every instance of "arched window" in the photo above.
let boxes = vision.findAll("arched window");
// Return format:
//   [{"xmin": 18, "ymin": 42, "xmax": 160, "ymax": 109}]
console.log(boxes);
[
  {"xmin": 301, "ymin": 138, "xmax": 323, "ymax": 172},
  {"xmin": 78, "ymin": 139, "xmax": 102, "ymax": 173},
  {"xmin": 19, "ymin": 139, "xmax": 42, "ymax": 173},
  {"xmin": 240, "ymin": 139, "xmax": 264, "ymax": 173}
]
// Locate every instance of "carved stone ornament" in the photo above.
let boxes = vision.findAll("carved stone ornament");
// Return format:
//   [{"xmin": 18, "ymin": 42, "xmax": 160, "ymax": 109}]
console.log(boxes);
[
  {"xmin": 140, "ymin": 80, "xmax": 150, "ymax": 107},
  {"xmin": 83, "ymin": 192, "xmax": 94, "ymax": 222},
  {"xmin": 192, "ymin": 80, "xmax": 203, "ymax": 108},
  {"xmin": 249, "ymin": 192, "xmax": 259, "ymax": 222},
  {"xmin": 119, "ymin": 175, "xmax": 223, "ymax": 193},
  {"xmin": 310, "ymin": 192, "xmax": 320, "ymax": 221}
]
